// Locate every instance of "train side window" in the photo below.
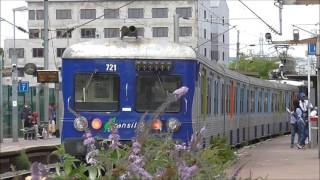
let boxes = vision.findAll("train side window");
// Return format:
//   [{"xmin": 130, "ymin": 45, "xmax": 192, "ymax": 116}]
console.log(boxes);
[
  {"xmin": 207, "ymin": 77, "xmax": 212, "ymax": 115},
  {"xmin": 251, "ymin": 90, "xmax": 255, "ymax": 113},
  {"xmin": 221, "ymin": 84, "xmax": 225, "ymax": 114},
  {"xmin": 74, "ymin": 73, "xmax": 119, "ymax": 112},
  {"xmin": 258, "ymin": 90, "xmax": 262, "ymax": 113},
  {"xmin": 226, "ymin": 84, "xmax": 230, "ymax": 113},
  {"xmin": 240, "ymin": 87, "xmax": 244, "ymax": 113},
  {"xmin": 264, "ymin": 92, "xmax": 268, "ymax": 113},
  {"xmin": 255, "ymin": 89, "xmax": 258, "ymax": 113},
  {"xmin": 201, "ymin": 69, "xmax": 207, "ymax": 115},
  {"xmin": 215, "ymin": 81, "xmax": 219, "ymax": 115},
  {"xmin": 246, "ymin": 89, "xmax": 250, "ymax": 113}
]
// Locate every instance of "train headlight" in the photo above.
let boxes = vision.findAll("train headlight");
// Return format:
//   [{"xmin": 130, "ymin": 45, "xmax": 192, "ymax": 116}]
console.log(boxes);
[
  {"xmin": 91, "ymin": 118, "xmax": 102, "ymax": 130},
  {"xmin": 151, "ymin": 119, "xmax": 162, "ymax": 130},
  {"xmin": 167, "ymin": 118, "xmax": 181, "ymax": 132},
  {"xmin": 74, "ymin": 116, "xmax": 88, "ymax": 131}
]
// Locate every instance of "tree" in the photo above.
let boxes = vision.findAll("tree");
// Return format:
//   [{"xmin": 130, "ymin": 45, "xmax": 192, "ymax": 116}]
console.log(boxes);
[{"xmin": 228, "ymin": 56, "xmax": 279, "ymax": 79}]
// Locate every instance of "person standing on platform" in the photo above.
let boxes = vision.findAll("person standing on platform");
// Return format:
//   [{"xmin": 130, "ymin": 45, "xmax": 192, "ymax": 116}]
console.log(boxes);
[
  {"xmin": 299, "ymin": 92, "xmax": 312, "ymax": 144},
  {"xmin": 288, "ymin": 99, "xmax": 300, "ymax": 148},
  {"xmin": 21, "ymin": 105, "xmax": 31, "ymax": 139},
  {"xmin": 48, "ymin": 104, "xmax": 56, "ymax": 138}
]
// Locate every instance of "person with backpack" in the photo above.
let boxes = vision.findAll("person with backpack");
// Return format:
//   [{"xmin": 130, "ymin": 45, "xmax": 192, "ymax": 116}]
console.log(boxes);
[
  {"xmin": 288, "ymin": 99, "xmax": 301, "ymax": 148},
  {"xmin": 291, "ymin": 98, "xmax": 307, "ymax": 149},
  {"xmin": 299, "ymin": 92, "xmax": 313, "ymax": 144}
]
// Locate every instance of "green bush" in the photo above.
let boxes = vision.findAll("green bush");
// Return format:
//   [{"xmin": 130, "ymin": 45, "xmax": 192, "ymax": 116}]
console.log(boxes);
[{"xmin": 12, "ymin": 150, "xmax": 31, "ymax": 170}]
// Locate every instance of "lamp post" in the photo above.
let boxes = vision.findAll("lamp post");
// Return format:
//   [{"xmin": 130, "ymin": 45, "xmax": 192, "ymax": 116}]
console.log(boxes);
[
  {"xmin": 173, "ymin": 14, "xmax": 190, "ymax": 43},
  {"xmin": 12, "ymin": 6, "xmax": 28, "ymax": 142}
]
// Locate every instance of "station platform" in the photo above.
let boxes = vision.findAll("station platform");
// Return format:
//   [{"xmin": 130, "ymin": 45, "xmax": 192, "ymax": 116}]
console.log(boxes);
[
  {"xmin": 228, "ymin": 135, "xmax": 319, "ymax": 180},
  {"xmin": 0, "ymin": 138, "xmax": 61, "ymax": 153}
]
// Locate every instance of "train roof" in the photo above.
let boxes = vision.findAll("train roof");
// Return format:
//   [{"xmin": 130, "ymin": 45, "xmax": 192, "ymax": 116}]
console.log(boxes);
[{"xmin": 62, "ymin": 38, "xmax": 197, "ymax": 60}]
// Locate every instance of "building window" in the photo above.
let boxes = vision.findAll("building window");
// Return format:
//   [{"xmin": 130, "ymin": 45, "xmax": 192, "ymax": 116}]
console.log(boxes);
[
  {"xmin": 9, "ymin": 48, "xmax": 24, "ymax": 58},
  {"xmin": 204, "ymin": 48, "xmax": 207, "ymax": 57},
  {"xmin": 152, "ymin": 8, "xmax": 168, "ymax": 18},
  {"xmin": 212, "ymin": 51, "xmax": 219, "ymax": 61},
  {"xmin": 36, "ymin": 10, "xmax": 44, "ymax": 20},
  {"xmin": 56, "ymin": 9, "xmax": 72, "ymax": 19},
  {"xmin": 57, "ymin": 48, "xmax": 66, "ymax": 57},
  {"xmin": 204, "ymin": 10, "xmax": 206, "ymax": 19},
  {"xmin": 223, "ymin": 34, "xmax": 225, "ymax": 43},
  {"xmin": 104, "ymin": 28, "xmax": 119, "ymax": 38},
  {"xmin": 137, "ymin": 28, "xmax": 144, "ymax": 37},
  {"xmin": 29, "ymin": 10, "xmax": 35, "ymax": 20},
  {"xmin": 222, "ymin": 16, "xmax": 225, "ymax": 25},
  {"xmin": 179, "ymin": 27, "xmax": 192, "ymax": 37},
  {"xmin": 176, "ymin": 7, "xmax": 192, "ymax": 18},
  {"xmin": 41, "ymin": 29, "xmax": 45, "ymax": 39},
  {"xmin": 18, "ymin": 68, "xmax": 25, "ymax": 77},
  {"xmin": 104, "ymin": 9, "xmax": 119, "ymax": 19},
  {"xmin": 56, "ymin": 29, "xmax": 72, "ymax": 38},
  {"xmin": 128, "ymin": 8, "xmax": 144, "ymax": 19},
  {"xmin": 204, "ymin": 29, "xmax": 206, "ymax": 39},
  {"xmin": 152, "ymin": 27, "xmax": 168, "ymax": 37},
  {"xmin": 222, "ymin": 52, "xmax": 225, "ymax": 61},
  {"xmin": 81, "ymin": 28, "xmax": 96, "ymax": 38},
  {"xmin": 29, "ymin": 29, "xmax": 40, "ymax": 39},
  {"xmin": 80, "ymin": 9, "xmax": 96, "ymax": 19},
  {"xmin": 32, "ymin": 48, "xmax": 44, "ymax": 58}
]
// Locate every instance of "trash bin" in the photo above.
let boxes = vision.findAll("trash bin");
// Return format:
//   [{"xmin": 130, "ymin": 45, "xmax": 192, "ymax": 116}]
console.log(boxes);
[
  {"xmin": 310, "ymin": 116, "xmax": 318, "ymax": 127},
  {"xmin": 310, "ymin": 116, "xmax": 319, "ymax": 148}
]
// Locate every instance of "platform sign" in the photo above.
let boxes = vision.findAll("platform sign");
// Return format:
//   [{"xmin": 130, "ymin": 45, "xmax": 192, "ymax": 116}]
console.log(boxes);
[
  {"xmin": 18, "ymin": 81, "xmax": 29, "ymax": 93},
  {"xmin": 308, "ymin": 43, "xmax": 316, "ymax": 55},
  {"xmin": 37, "ymin": 70, "xmax": 59, "ymax": 83}
]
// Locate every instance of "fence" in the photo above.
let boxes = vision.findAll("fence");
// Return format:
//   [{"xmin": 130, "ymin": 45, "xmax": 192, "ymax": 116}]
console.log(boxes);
[{"xmin": 1, "ymin": 85, "xmax": 56, "ymax": 138}]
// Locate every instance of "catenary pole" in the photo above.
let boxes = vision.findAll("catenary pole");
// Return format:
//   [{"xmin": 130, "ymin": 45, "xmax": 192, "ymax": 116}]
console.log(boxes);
[
  {"xmin": 307, "ymin": 55, "xmax": 311, "ymax": 146},
  {"xmin": 236, "ymin": 30, "xmax": 240, "ymax": 71},
  {"xmin": 316, "ymin": 34, "xmax": 320, "ymax": 159},
  {"xmin": 44, "ymin": 0, "xmax": 49, "ymax": 123},
  {"xmin": 12, "ymin": 10, "xmax": 18, "ymax": 142},
  {"xmin": 0, "ymin": 49, "xmax": 3, "ymax": 143},
  {"xmin": 0, "ymin": 0, "xmax": 3, "ymax": 143}
]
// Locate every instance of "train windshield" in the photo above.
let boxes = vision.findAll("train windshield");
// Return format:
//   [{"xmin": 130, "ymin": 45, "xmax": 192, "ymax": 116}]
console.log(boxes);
[
  {"xmin": 136, "ymin": 75, "xmax": 181, "ymax": 112},
  {"xmin": 74, "ymin": 73, "xmax": 119, "ymax": 111}
]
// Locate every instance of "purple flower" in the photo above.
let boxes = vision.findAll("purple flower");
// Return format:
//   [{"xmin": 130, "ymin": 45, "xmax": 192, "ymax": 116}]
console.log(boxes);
[
  {"xmin": 30, "ymin": 162, "xmax": 47, "ymax": 180},
  {"xmin": 190, "ymin": 126, "xmax": 206, "ymax": 151},
  {"xmin": 178, "ymin": 160, "xmax": 199, "ymax": 180},
  {"xmin": 128, "ymin": 154, "xmax": 145, "ymax": 167},
  {"xmin": 127, "ymin": 163, "xmax": 152, "ymax": 180},
  {"xmin": 132, "ymin": 140, "xmax": 142, "ymax": 154},
  {"xmin": 173, "ymin": 86, "xmax": 189, "ymax": 100},
  {"xmin": 155, "ymin": 168, "xmax": 164, "ymax": 179},
  {"xmin": 108, "ymin": 132, "xmax": 122, "ymax": 150},
  {"xmin": 175, "ymin": 143, "xmax": 188, "ymax": 152},
  {"xmin": 85, "ymin": 150, "xmax": 99, "ymax": 165}
]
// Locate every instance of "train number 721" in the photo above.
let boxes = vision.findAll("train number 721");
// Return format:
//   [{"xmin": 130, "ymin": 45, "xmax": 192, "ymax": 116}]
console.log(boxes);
[{"xmin": 106, "ymin": 64, "xmax": 117, "ymax": 72}]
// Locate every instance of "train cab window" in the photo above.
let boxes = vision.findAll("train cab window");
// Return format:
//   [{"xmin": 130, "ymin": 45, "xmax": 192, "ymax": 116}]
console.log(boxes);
[
  {"xmin": 74, "ymin": 73, "xmax": 120, "ymax": 111},
  {"xmin": 135, "ymin": 75, "xmax": 181, "ymax": 112}
]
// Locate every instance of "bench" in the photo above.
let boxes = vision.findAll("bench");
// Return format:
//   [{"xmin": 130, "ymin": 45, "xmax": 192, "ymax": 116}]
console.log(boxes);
[{"xmin": 20, "ymin": 127, "xmax": 37, "ymax": 140}]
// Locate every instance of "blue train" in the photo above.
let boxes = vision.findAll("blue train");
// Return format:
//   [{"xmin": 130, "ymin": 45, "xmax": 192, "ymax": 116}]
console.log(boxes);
[{"xmin": 62, "ymin": 36, "xmax": 298, "ymax": 156}]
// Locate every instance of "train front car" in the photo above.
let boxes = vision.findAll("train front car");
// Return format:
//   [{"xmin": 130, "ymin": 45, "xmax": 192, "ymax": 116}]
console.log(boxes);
[{"xmin": 61, "ymin": 38, "xmax": 197, "ymax": 156}]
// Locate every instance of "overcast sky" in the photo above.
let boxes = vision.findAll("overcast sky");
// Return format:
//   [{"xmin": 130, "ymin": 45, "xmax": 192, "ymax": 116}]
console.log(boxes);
[{"xmin": 0, "ymin": 0, "xmax": 319, "ymax": 58}]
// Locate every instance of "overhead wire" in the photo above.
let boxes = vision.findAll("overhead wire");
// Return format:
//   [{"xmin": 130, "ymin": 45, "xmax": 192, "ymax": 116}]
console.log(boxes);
[
  {"xmin": 48, "ymin": 17, "xmax": 59, "ymax": 69},
  {"xmin": 237, "ymin": 0, "xmax": 281, "ymax": 35}
]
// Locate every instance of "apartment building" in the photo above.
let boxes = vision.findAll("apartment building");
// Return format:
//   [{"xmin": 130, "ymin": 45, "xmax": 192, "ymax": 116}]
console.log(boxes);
[{"xmin": 3, "ymin": 0, "xmax": 229, "ymax": 85}]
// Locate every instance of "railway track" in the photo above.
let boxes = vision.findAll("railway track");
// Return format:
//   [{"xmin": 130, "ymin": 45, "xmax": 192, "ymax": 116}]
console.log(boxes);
[{"xmin": 0, "ymin": 145, "xmax": 58, "ymax": 180}]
